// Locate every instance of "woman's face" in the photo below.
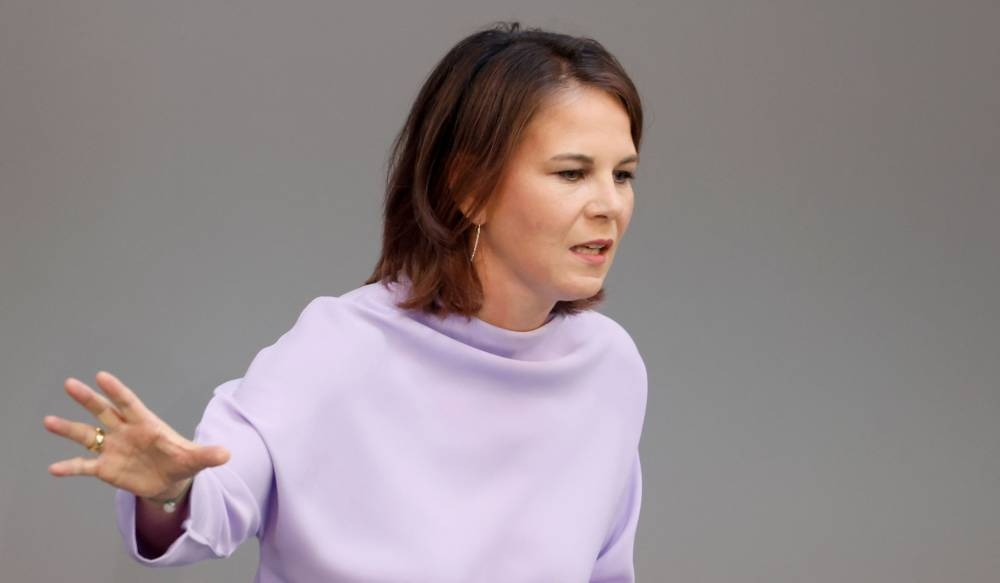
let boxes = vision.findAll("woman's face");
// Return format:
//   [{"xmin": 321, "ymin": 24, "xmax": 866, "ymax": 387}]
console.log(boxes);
[{"xmin": 475, "ymin": 84, "xmax": 638, "ymax": 310}]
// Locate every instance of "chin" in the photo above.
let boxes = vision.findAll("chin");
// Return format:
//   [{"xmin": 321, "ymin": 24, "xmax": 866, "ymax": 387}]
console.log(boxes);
[{"xmin": 557, "ymin": 279, "xmax": 605, "ymax": 302}]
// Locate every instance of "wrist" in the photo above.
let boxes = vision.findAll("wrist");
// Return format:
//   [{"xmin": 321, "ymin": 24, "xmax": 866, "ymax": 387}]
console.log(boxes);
[{"xmin": 143, "ymin": 478, "xmax": 193, "ymax": 512}]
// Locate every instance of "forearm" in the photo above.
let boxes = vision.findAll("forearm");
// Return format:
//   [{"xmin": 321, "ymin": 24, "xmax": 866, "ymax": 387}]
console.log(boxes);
[{"xmin": 119, "ymin": 382, "xmax": 274, "ymax": 564}]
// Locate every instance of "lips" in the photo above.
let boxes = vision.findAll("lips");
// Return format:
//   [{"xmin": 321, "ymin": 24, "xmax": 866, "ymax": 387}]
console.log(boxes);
[{"xmin": 569, "ymin": 239, "xmax": 614, "ymax": 254}]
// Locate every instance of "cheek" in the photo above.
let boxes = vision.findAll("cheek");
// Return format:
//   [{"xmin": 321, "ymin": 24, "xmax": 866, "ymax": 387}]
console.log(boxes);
[
  {"xmin": 522, "ymin": 210, "xmax": 548, "ymax": 235},
  {"xmin": 619, "ymin": 195, "xmax": 636, "ymax": 233},
  {"xmin": 491, "ymin": 175, "xmax": 574, "ymax": 256},
  {"xmin": 526, "ymin": 202, "xmax": 573, "ymax": 248},
  {"xmin": 502, "ymin": 186, "xmax": 561, "ymax": 239}
]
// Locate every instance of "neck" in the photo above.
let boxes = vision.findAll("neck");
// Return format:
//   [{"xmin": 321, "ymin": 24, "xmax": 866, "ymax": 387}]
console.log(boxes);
[{"xmin": 475, "ymin": 269, "xmax": 555, "ymax": 332}]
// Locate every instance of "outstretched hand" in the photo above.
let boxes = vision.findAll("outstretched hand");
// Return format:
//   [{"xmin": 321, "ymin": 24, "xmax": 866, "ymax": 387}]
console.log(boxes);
[{"xmin": 43, "ymin": 371, "xmax": 230, "ymax": 500}]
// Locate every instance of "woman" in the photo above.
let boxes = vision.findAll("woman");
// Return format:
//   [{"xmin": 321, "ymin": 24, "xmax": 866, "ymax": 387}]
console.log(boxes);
[{"xmin": 43, "ymin": 21, "xmax": 647, "ymax": 582}]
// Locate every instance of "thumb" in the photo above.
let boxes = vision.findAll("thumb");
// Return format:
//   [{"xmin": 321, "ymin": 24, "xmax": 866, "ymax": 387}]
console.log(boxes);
[{"xmin": 193, "ymin": 444, "xmax": 231, "ymax": 468}]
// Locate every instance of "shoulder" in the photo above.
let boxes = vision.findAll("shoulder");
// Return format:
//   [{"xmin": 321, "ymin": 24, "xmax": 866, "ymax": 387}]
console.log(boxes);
[
  {"xmin": 573, "ymin": 309, "xmax": 647, "ymax": 396},
  {"xmin": 577, "ymin": 311, "xmax": 645, "ymax": 371},
  {"xmin": 571, "ymin": 310, "xmax": 648, "ymax": 442},
  {"xmin": 252, "ymin": 295, "xmax": 363, "ymax": 365},
  {"xmin": 263, "ymin": 283, "xmax": 397, "ymax": 360},
  {"xmin": 236, "ymin": 289, "xmax": 388, "ymax": 404}
]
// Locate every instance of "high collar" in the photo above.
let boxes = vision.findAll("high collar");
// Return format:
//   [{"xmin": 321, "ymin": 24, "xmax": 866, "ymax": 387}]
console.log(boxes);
[{"xmin": 372, "ymin": 277, "xmax": 571, "ymax": 361}]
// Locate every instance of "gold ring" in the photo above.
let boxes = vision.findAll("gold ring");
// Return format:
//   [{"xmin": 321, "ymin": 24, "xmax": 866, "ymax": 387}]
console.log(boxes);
[{"xmin": 87, "ymin": 426, "xmax": 105, "ymax": 453}]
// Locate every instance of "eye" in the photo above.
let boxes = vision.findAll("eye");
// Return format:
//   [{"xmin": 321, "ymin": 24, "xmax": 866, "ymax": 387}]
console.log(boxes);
[
  {"xmin": 557, "ymin": 169, "xmax": 585, "ymax": 182},
  {"xmin": 557, "ymin": 169, "xmax": 635, "ymax": 184},
  {"xmin": 614, "ymin": 170, "xmax": 636, "ymax": 184}
]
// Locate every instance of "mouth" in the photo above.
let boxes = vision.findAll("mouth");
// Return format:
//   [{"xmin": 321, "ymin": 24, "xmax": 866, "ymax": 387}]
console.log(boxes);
[{"xmin": 569, "ymin": 239, "xmax": 613, "ymax": 256}]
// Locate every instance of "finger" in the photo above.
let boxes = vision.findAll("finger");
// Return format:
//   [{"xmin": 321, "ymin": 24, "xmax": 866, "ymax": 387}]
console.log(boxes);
[
  {"xmin": 64, "ymin": 377, "xmax": 125, "ymax": 429},
  {"xmin": 48, "ymin": 456, "xmax": 99, "ymax": 477},
  {"xmin": 192, "ymin": 444, "xmax": 231, "ymax": 469},
  {"xmin": 43, "ymin": 415, "xmax": 105, "ymax": 450},
  {"xmin": 93, "ymin": 370, "xmax": 151, "ymax": 421}
]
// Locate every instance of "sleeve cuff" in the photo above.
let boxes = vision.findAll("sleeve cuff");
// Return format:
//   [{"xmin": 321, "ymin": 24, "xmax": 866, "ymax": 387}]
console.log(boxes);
[{"xmin": 114, "ymin": 465, "xmax": 257, "ymax": 566}]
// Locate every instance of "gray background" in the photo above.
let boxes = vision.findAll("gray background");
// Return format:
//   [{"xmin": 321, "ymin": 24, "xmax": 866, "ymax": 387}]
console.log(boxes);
[{"xmin": 2, "ymin": 1, "xmax": 997, "ymax": 581}]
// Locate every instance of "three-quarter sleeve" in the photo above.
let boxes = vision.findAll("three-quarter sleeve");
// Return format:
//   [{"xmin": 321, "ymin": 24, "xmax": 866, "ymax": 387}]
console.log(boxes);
[
  {"xmin": 114, "ymin": 378, "xmax": 274, "ymax": 566},
  {"xmin": 589, "ymin": 451, "xmax": 643, "ymax": 583}
]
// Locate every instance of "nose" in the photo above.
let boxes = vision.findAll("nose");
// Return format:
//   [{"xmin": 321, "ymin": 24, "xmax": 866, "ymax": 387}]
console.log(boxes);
[{"xmin": 586, "ymin": 175, "xmax": 627, "ymax": 219}]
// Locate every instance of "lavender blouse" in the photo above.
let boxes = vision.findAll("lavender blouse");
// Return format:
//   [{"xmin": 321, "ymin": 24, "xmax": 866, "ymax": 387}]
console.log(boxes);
[{"xmin": 115, "ymin": 278, "xmax": 648, "ymax": 582}]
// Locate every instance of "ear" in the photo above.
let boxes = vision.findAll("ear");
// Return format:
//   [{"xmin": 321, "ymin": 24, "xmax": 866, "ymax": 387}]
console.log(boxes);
[{"xmin": 457, "ymin": 193, "xmax": 488, "ymax": 225}]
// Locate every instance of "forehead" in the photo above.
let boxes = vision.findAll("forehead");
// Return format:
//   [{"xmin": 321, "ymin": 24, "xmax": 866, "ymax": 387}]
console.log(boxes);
[{"xmin": 518, "ymin": 85, "xmax": 635, "ymax": 157}]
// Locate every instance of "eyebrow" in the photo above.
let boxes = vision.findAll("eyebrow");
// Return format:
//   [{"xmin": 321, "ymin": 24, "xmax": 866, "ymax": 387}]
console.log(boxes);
[{"xmin": 548, "ymin": 153, "xmax": 639, "ymax": 165}]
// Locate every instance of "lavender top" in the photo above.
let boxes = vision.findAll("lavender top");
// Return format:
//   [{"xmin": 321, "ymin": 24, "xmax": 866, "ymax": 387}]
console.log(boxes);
[{"xmin": 115, "ymin": 278, "xmax": 648, "ymax": 582}]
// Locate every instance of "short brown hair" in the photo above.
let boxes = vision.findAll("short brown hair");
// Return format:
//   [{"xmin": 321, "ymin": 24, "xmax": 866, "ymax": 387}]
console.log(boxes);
[{"xmin": 365, "ymin": 21, "xmax": 643, "ymax": 317}]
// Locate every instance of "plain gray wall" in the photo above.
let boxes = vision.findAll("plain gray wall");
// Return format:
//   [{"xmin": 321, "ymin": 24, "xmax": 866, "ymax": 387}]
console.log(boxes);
[{"xmin": 2, "ymin": 1, "xmax": 998, "ymax": 581}]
